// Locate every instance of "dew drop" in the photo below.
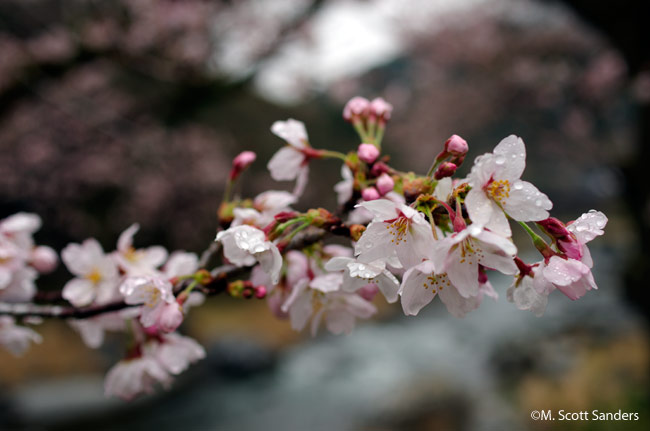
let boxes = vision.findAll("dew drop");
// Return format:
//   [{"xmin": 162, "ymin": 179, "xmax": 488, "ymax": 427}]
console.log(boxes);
[
  {"xmin": 514, "ymin": 183, "xmax": 523, "ymax": 190},
  {"xmin": 535, "ymin": 199, "xmax": 542, "ymax": 206},
  {"xmin": 495, "ymin": 155, "xmax": 506, "ymax": 165}
]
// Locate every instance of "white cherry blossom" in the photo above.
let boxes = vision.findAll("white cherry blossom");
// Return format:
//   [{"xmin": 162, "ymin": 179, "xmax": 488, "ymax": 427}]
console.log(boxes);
[
  {"xmin": 119, "ymin": 276, "xmax": 175, "ymax": 328},
  {"xmin": 507, "ymin": 266, "xmax": 549, "ymax": 317},
  {"xmin": 399, "ymin": 260, "xmax": 489, "ymax": 317},
  {"xmin": 104, "ymin": 353, "xmax": 172, "ymax": 400},
  {"xmin": 432, "ymin": 225, "xmax": 517, "ymax": 298},
  {"xmin": 325, "ymin": 256, "xmax": 399, "ymax": 303},
  {"xmin": 334, "ymin": 165, "xmax": 354, "ymax": 205},
  {"xmin": 465, "ymin": 135, "xmax": 552, "ymax": 236},
  {"xmin": 62, "ymin": 239, "xmax": 119, "ymax": 307},
  {"xmin": 114, "ymin": 224, "xmax": 168, "ymax": 276},
  {"xmin": 0, "ymin": 316, "xmax": 42, "ymax": 356},
  {"xmin": 267, "ymin": 119, "xmax": 311, "ymax": 196},
  {"xmin": 354, "ymin": 199, "xmax": 434, "ymax": 268},
  {"xmin": 145, "ymin": 332, "xmax": 206, "ymax": 375},
  {"xmin": 216, "ymin": 225, "xmax": 282, "ymax": 284}
]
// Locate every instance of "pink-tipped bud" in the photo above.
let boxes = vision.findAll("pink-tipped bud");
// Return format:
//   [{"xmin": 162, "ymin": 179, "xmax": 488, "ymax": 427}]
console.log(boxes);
[
  {"xmin": 445, "ymin": 135, "xmax": 468, "ymax": 156},
  {"xmin": 358, "ymin": 143, "xmax": 380, "ymax": 164},
  {"xmin": 357, "ymin": 283, "xmax": 379, "ymax": 301},
  {"xmin": 343, "ymin": 97, "xmax": 370, "ymax": 122},
  {"xmin": 376, "ymin": 173, "xmax": 394, "ymax": 195},
  {"xmin": 369, "ymin": 98, "xmax": 393, "ymax": 121},
  {"xmin": 157, "ymin": 301, "xmax": 184, "ymax": 333},
  {"xmin": 30, "ymin": 246, "xmax": 58, "ymax": 273},
  {"xmin": 434, "ymin": 162, "xmax": 457, "ymax": 180},
  {"xmin": 537, "ymin": 217, "xmax": 570, "ymax": 238},
  {"xmin": 255, "ymin": 285, "xmax": 267, "ymax": 299},
  {"xmin": 361, "ymin": 187, "xmax": 381, "ymax": 201},
  {"xmin": 538, "ymin": 218, "xmax": 583, "ymax": 260},
  {"xmin": 229, "ymin": 151, "xmax": 257, "ymax": 181},
  {"xmin": 370, "ymin": 161, "xmax": 390, "ymax": 176}
]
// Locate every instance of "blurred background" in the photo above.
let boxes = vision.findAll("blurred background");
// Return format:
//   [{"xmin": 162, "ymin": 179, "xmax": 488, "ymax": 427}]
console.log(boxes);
[{"xmin": 0, "ymin": 0, "xmax": 649, "ymax": 430}]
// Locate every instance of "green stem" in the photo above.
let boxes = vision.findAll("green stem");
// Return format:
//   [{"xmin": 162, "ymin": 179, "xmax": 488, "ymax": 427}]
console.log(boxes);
[
  {"xmin": 422, "ymin": 205, "xmax": 439, "ymax": 240},
  {"xmin": 374, "ymin": 124, "xmax": 385, "ymax": 150},
  {"xmin": 181, "ymin": 279, "xmax": 199, "ymax": 298},
  {"xmin": 222, "ymin": 179, "xmax": 234, "ymax": 203},
  {"xmin": 284, "ymin": 222, "xmax": 310, "ymax": 243},
  {"xmin": 320, "ymin": 150, "xmax": 347, "ymax": 161},
  {"xmin": 353, "ymin": 121, "xmax": 369, "ymax": 143},
  {"xmin": 275, "ymin": 217, "xmax": 305, "ymax": 235}
]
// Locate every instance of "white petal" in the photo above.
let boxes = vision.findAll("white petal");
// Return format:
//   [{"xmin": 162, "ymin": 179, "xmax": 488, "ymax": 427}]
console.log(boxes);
[
  {"xmin": 254, "ymin": 190, "xmax": 297, "ymax": 212},
  {"xmin": 465, "ymin": 188, "xmax": 493, "ymax": 228},
  {"xmin": 292, "ymin": 165, "xmax": 309, "ymax": 197},
  {"xmin": 503, "ymin": 180, "xmax": 552, "ymax": 222},
  {"xmin": 257, "ymin": 245, "xmax": 282, "ymax": 285},
  {"xmin": 438, "ymin": 282, "xmax": 481, "ymax": 318},
  {"xmin": 288, "ymin": 290, "xmax": 313, "ymax": 331},
  {"xmin": 355, "ymin": 199, "xmax": 400, "ymax": 220},
  {"xmin": 399, "ymin": 261, "xmax": 438, "ymax": 316},
  {"xmin": 493, "ymin": 135, "xmax": 526, "ymax": 181},
  {"xmin": 543, "ymin": 256, "xmax": 589, "ymax": 287},
  {"xmin": 567, "ymin": 210, "xmax": 608, "ymax": 243},
  {"xmin": 377, "ymin": 271, "xmax": 400, "ymax": 303},
  {"xmin": 445, "ymin": 246, "xmax": 480, "ymax": 298},
  {"xmin": 62, "ymin": 278, "xmax": 96, "ymax": 307},
  {"xmin": 354, "ymin": 222, "xmax": 393, "ymax": 263},
  {"xmin": 310, "ymin": 273, "xmax": 342, "ymax": 293},
  {"xmin": 117, "ymin": 224, "xmax": 139, "ymax": 252},
  {"xmin": 267, "ymin": 147, "xmax": 304, "ymax": 181},
  {"xmin": 271, "ymin": 119, "xmax": 308, "ymax": 148},
  {"xmin": 484, "ymin": 207, "xmax": 512, "ymax": 237}
]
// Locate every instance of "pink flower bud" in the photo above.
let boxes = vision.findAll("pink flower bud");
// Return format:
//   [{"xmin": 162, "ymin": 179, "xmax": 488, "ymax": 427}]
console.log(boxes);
[
  {"xmin": 343, "ymin": 96, "xmax": 370, "ymax": 122},
  {"xmin": 370, "ymin": 161, "xmax": 390, "ymax": 176},
  {"xmin": 375, "ymin": 173, "xmax": 394, "ymax": 195},
  {"xmin": 229, "ymin": 151, "xmax": 257, "ymax": 180},
  {"xmin": 157, "ymin": 301, "xmax": 184, "ymax": 333},
  {"xmin": 434, "ymin": 162, "xmax": 457, "ymax": 180},
  {"xmin": 361, "ymin": 187, "xmax": 380, "ymax": 201},
  {"xmin": 255, "ymin": 285, "xmax": 267, "ymax": 299},
  {"xmin": 369, "ymin": 98, "xmax": 393, "ymax": 121},
  {"xmin": 31, "ymin": 246, "xmax": 58, "ymax": 273},
  {"xmin": 444, "ymin": 135, "xmax": 468, "ymax": 156},
  {"xmin": 357, "ymin": 143, "xmax": 379, "ymax": 164},
  {"xmin": 357, "ymin": 283, "xmax": 379, "ymax": 301}
]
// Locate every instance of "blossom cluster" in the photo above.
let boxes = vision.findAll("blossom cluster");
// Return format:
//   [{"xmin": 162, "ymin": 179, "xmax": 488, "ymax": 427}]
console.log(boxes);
[{"xmin": 0, "ymin": 96, "xmax": 607, "ymax": 401}]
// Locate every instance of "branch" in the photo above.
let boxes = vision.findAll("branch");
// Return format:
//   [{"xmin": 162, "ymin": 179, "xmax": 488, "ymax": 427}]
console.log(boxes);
[{"xmin": 0, "ymin": 265, "xmax": 240, "ymax": 319}]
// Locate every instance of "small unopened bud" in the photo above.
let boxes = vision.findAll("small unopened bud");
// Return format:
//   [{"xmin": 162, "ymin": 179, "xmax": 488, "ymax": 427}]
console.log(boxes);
[
  {"xmin": 361, "ymin": 187, "xmax": 381, "ymax": 201},
  {"xmin": 445, "ymin": 135, "xmax": 468, "ymax": 156},
  {"xmin": 343, "ymin": 96, "xmax": 370, "ymax": 122},
  {"xmin": 369, "ymin": 97, "xmax": 393, "ymax": 122},
  {"xmin": 375, "ymin": 173, "xmax": 394, "ymax": 195},
  {"xmin": 537, "ymin": 217, "xmax": 570, "ymax": 238},
  {"xmin": 434, "ymin": 162, "xmax": 457, "ymax": 180},
  {"xmin": 157, "ymin": 301, "xmax": 184, "ymax": 333},
  {"xmin": 229, "ymin": 151, "xmax": 257, "ymax": 181},
  {"xmin": 242, "ymin": 288, "xmax": 254, "ymax": 299},
  {"xmin": 255, "ymin": 285, "xmax": 267, "ymax": 299},
  {"xmin": 357, "ymin": 143, "xmax": 379, "ymax": 164},
  {"xmin": 31, "ymin": 246, "xmax": 58, "ymax": 273},
  {"xmin": 538, "ymin": 218, "xmax": 583, "ymax": 260},
  {"xmin": 370, "ymin": 161, "xmax": 390, "ymax": 176}
]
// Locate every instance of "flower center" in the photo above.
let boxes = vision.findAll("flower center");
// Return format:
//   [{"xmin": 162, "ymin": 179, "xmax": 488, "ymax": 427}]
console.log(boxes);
[
  {"xmin": 422, "ymin": 272, "xmax": 451, "ymax": 294},
  {"xmin": 385, "ymin": 216, "xmax": 410, "ymax": 245},
  {"xmin": 86, "ymin": 268, "xmax": 102, "ymax": 284},
  {"xmin": 486, "ymin": 179, "xmax": 511, "ymax": 204}
]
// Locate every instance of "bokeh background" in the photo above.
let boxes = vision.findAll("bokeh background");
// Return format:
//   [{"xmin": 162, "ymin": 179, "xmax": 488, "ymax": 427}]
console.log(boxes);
[{"xmin": 1, "ymin": 0, "xmax": 649, "ymax": 430}]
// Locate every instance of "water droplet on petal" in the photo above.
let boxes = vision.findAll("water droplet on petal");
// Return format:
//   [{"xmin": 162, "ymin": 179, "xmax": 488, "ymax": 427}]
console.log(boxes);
[
  {"xmin": 495, "ymin": 155, "xmax": 506, "ymax": 165},
  {"xmin": 514, "ymin": 183, "xmax": 523, "ymax": 190}
]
